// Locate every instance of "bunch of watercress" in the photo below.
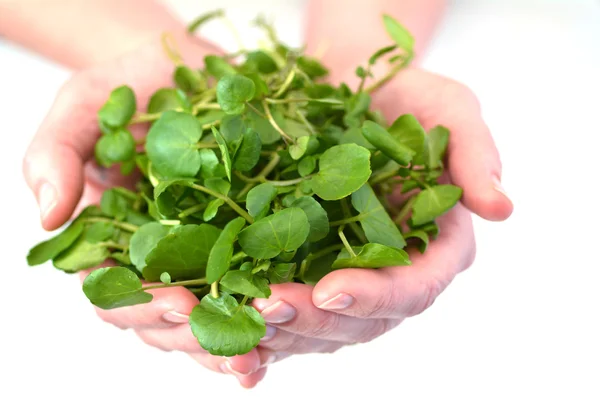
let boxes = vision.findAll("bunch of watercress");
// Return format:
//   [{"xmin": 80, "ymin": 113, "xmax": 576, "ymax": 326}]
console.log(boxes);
[{"xmin": 26, "ymin": 11, "xmax": 462, "ymax": 357}]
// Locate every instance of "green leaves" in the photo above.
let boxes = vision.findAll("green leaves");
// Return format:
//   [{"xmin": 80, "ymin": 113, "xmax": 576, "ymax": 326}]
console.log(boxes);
[
  {"xmin": 98, "ymin": 86, "xmax": 136, "ymax": 128},
  {"xmin": 204, "ymin": 55, "xmax": 236, "ymax": 79},
  {"xmin": 220, "ymin": 269, "xmax": 270, "ymax": 298},
  {"xmin": 211, "ymin": 126, "xmax": 232, "ymax": 181},
  {"xmin": 289, "ymin": 136, "xmax": 310, "ymax": 160},
  {"xmin": 147, "ymin": 88, "xmax": 190, "ymax": 113},
  {"xmin": 233, "ymin": 128, "xmax": 261, "ymax": 171},
  {"xmin": 332, "ymin": 243, "xmax": 410, "ymax": 269},
  {"xmin": 362, "ymin": 120, "xmax": 414, "ymax": 166},
  {"xmin": 190, "ymin": 294, "xmax": 266, "ymax": 356},
  {"xmin": 129, "ymin": 222, "xmax": 170, "ymax": 272},
  {"xmin": 246, "ymin": 183, "xmax": 277, "ymax": 220},
  {"xmin": 351, "ymin": 184, "xmax": 406, "ymax": 249},
  {"xmin": 424, "ymin": 126, "xmax": 450, "ymax": 170},
  {"xmin": 83, "ymin": 267, "xmax": 152, "ymax": 310},
  {"xmin": 238, "ymin": 208, "xmax": 309, "ymax": 259},
  {"xmin": 143, "ymin": 224, "xmax": 221, "ymax": 281},
  {"xmin": 27, "ymin": 221, "xmax": 84, "ymax": 266},
  {"xmin": 53, "ymin": 238, "xmax": 110, "ymax": 273},
  {"xmin": 216, "ymin": 75, "xmax": 256, "ymax": 115},
  {"xmin": 206, "ymin": 217, "xmax": 246, "ymax": 283},
  {"xmin": 312, "ymin": 144, "xmax": 372, "ymax": 200},
  {"xmin": 411, "ymin": 185, "xmax": 463, "ymax": 226},
  {"xmin": 95, "ymin": 128, "xmax": 136, "ymax": 167},
  {"xmin": 146, "ymin": 111, "xmax": 202, "ymax": 178},
  {"xmin": 383, "ymin": 14, "xmax": 415, "ymax": 55},
  {"xmin": 388, "ymin": 114, "xmax": 426, "ymax": 158},
  {"xmin": 290, "ymin": 196, "xmax": 329, "ymax": 242}
]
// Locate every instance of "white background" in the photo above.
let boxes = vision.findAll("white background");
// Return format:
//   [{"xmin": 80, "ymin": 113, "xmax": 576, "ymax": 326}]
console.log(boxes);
[{"xmin": 1, "ymin": 0, "xmax": 599, "ymax": 396}]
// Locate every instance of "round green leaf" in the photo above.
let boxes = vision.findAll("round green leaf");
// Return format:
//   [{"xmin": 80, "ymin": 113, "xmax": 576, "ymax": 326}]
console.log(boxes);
[
  {"xmin": 95, "ymin": 128, "xmax": 136, "ymax": 167},
  {"xmin": 312, "ymin": 143, "xmax": 372, "ymax": 200},
  {"xmin": 246, "ymin": 183, "xmax": 277, "ymax": 221},
  {"xmin": 189, "ymin": 294, "xmax": 266, "ymax": 356},
  {"xmin": 145, "ymin": 111, "xmax": 202, "ymax": 178},
  {"xmin": 216, "ymin": 75, "xmax": 256, "ymax": 115},
  {"xmin": 238, "ymin": 207, "xmax": 310, "ymax": 259},
  {"xmin": 83, "ymin": 267, "xmax": 153, "ymax": 310},
  {"xmin": 27, "ymin": 221, "xmax": 84, "ymax": 266},
  {"xmin": 332, "ymin": 243, "xmax": 411, "ymax": 269},
  {"xmin": 147, "ymin": 88, "xmax": 190, "ymax": 113},
  {"xmin": 98, "ymin": 85, "xmax": 136, "ymax": 128},
  {"xmin": 206, "ymin": 217, "xmax": 246, "ymax": 284},
  {"xmin": 290, "ymin": 196, "xmax": 329, "ymax": 242},
  {"xmin": 204, "ymin": 55, "xmax": 236, "ymax": 79},
  {"xmin": 298, "ymin": 155, "xmax": 316, "ymax": 177},
  {"xmin": 411, "ymin": 184, "xmax": 462, "ymax": 226},
  {"xmin": 289, "ymin": 136, "xmax": 310, "ymax": 160},
  {"xmin": 129, "ymin": 222, "xmax": 170, "ymax": 273},
  {"xmin": 220, "ymin": 269, "xmax": 271, "ymax": 299},
  {"xmin": 233, "ymin": 128, "xmax": 262, "ymax": 171},
  {"xmin": 174, "ymin": 65, "xmax": 205, "ymax": 93},
  {"xmin": 53, "ymin": 237, "xmax": 110, "ymax": 273}
]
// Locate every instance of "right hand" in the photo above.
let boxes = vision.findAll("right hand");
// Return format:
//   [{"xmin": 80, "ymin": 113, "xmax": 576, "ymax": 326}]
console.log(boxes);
[{"xmin": 22, "ymin": 31, "xmax": 276, "ymax": 388}]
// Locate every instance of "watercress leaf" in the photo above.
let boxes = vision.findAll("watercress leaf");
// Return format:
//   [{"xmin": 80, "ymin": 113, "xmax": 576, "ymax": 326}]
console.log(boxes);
[
  {"xmin": 246, "ymin": 183, "xmax": 277, "ymax": 221},
  {"xmin": 143, "ymin": 224, "xmax": 221, "ymax": 281},
  {"xmin": 174, "ymin": 65, "xmax": 205, "ymax": 93},
  {"xmin": 245, "ymin": 105, "xmax": 282, "ymax": 144},
  {"xmin": 111, "ymin": 251, "xmax": 132, "ymax": 266},
  {"xmin": 95, "ymin": 128, "xmax": 136, "ymax": 167},
  {"xmin": 401, "ymin": 179, "xmax": 420, "ymax": 193},
  {"xmin": 101, "ymin": 188, "xmax": 130, "ymax": 220},
  {"xmin": 83, "ymin": 267, "xmax": 152, "ymax": 310},
  {"xmin": 298, "ymin": 155, "xmax": 316, "ymax": 177},
  {"xmin": 301, "ymin": 252, "xmax": 337, "ymax": 286},
  {"xmin": 355, "ymin": 66, "xmax": 367, "ymax": 78},
  {"xmin": 382, "ymin": 14, "xmax": 415, "ymax": 55},
  {"xmin": 424, "ymin": 126, "xmax": 450, "ymax": 169},
  {"xmin": 206, "ymin": 217, "xmax": 246, "ymax": 283},
  {"xmin": 388, "ymin": 114, "xmax": 426, "ymax": 163},
  {"xmin": 244, "ymin": 72, "xmax": 269, "ymax": 99},
  {"xmin": 220, "ymin": 269, "xmax": 271, "ymax": 298},
  {"xmin": 289, "ymin": 136, "xmax": 310, "ymax": 160},
  {"xmin": 146, "ymin": 111, "xmax": 202, "ymax": 178},
  {"xmin": 203, "ymin": 199, "xmax": 225, "ymax": 221},
  {"xmin": 190, "ymin": 293, "xmax": 266, "ymax": 356},
  {"xmin": 197, "ymin": 109, "xmax": 225, "ymax": 126},
  {"xmin": 285, "ymin": 119, "xmax": 310, "ymax": 138},
  {"xmin": 340, "ymin": 126, "xmax": 375, "ymax": 150},
  {"xmin": 27, "ymin": 221, "xmax": 84, "ymax": 266},
  {"xmin": 240, "ymin": 262, "xmax": 253, "ymax": 272},
  {"xmin": 298, "ymin": 179, "xmax": 313, "ymax": 194},
  {"xmin": 362, "ymin": 120, "xmax": 415, "ymax": 166},
  {"xmin": 267, "ymin": 262, "xmax": 296, "ymax": 284},
  {"xmin": 297, "ymin": 56, "xmax": 328, "ymax": 78},
  {"xmin": 129, "ymin": 222, "xmax": 170, "ymax": 273},
  {"xmin": 351, "ymin": 184, "xmax": 406, "ymax": 249},
  {"xmin": 344, "ymin": 92, "xmax": 371, "ymax": 128},
  {"xmin": 204, "ymin": 178, "xmax": 231, "ymax": 196},
  {"xmin": 245, "ymin": 50, "xmax": 278, "ymax": 74},
  {"xmin": 368, "ymin": 44, "xmax": 398, "ymax": 65},
  {"xmin": 333, "ymin": 243, "xmax": 411, "ymax": 269},
  {"xmin": 199, "ymin": 148, "xmax": 219, "ymax": 178},
  {"xmin": 160, "ymin": 272, "xmax": 172, "ymax": 284},
  {"xmin": 411, "ymin": 184, "xmax": 462, "ymax": 226},
  {"xmin": 85, "ymin": 223, "xmax": 115, "ymax": 243},
  {"xmin": 154, "ymin": 178, "xmax": 196, "ymax": 201},
  {"xmin": 291, "ymin": 196, "xmax": 329, "ymax": 242},
  {"xmin": 220, "ymin": 114, "xmax": 246, "ymax": 144},
  {"xmin": 211, "ymin": 126, "xmax": 232, "ymax": 181},
  {"xmin": 238, "ymin": 207, "xmax": 310, "ymax": 259},
  {"xmin": 147, "ymin": 88, "xmax": 190, "ymax": 113},
  {"xmin": 233, "ymin": 128, "xmax": 261, "ymax": 171},
  {"xmin": 403, "ymin": 230, "xmax": 429, "ymax": 253},
  {"xmin": 53, "ymin": 237, "xmax": 110, "ymax": 273},
  {"xmin": 216, "ymin": 75, "xmax": 256, "ymax": 115},
  {"xmin": 98, "ymin": 85, "xmax": 136, "ymax": 128},
  {"xmin": 312, "ymin": 144, "xmax": 372, "ymax": 200},
  {"xmin": 204, "ymin": 55, "xmax": 236, "ymax": 79}
]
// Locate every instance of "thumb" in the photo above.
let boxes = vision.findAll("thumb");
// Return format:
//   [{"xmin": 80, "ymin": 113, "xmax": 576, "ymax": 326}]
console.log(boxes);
[{"xmin": 23, "ymin": 76, "xmax": 98, "ymax": 231}]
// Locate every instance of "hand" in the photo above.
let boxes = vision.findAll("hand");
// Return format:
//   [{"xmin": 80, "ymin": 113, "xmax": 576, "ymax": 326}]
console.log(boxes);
[
  {"xmin": 22, "ymin": 32, "xmax": 275, "ymax": 389},
  {"xmin": 247, "ymin": 68, "xmax": 514, "ymax": 361}
]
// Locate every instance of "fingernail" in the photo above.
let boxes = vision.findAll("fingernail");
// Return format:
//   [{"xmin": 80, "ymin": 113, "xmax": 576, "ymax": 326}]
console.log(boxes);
[
  {"xmin": 258, "ymin": 301, "xmax": 296, "ymax": 324},
  {"xmin": 221, "ymin": 360, "xmax": 254, "ymax": 376},
  {"xmin": 38, "ymin": 182, "xmax": 57, "ymax": 221},
  {"xmin": 316, "ymin": 293, "xmax": 354, "ymax": 310},
  {"xmin": 162, "ymin": 311, "xmax": 189, "ymax": 324},
  {"xmin": 492, "ymin": 175, "xmax": 511, "ymax": 201},
  {"xmin": 260, "ymin": 325, "xmax": 277, "ymax": 342},
  {"xmin": 260, "ymin": 353, "xmax": 277, "ymax": 368}
]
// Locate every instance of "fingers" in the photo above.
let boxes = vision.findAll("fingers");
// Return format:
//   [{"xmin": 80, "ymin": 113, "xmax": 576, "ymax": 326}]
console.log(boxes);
[
  {"xmin": 252, "ymin": 284, "xmax": 399, "ymax": 344},
  {"xmin": 313, "ymin": 203, "xmax": 475, "ymax": 319},
  {"xmin": 259, "ymin": 326, "xmax": 345, "ymax": 354},
  {"xmin": 188, "ymin": 348, "xmax": 267, "ymax": 388}
]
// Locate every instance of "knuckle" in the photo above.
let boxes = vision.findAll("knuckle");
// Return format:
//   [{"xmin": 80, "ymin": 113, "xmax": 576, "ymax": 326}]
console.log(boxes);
[
  {"xmin": 303, "ymin": 313, "xmax": 341, "ymax": 339},
  {"xmin": 354, "ymin": 319, "xmax": 390, "ymax": 343},
  {"xmin": 405, "ymin": 276, "xmax": 448, "ymax": 317}
]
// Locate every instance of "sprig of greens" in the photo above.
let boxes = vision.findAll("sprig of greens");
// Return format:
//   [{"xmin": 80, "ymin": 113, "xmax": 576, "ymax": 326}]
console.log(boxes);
[{"xmin": 26, "ymin": 11, "xmax": 462, "ymax": 357}]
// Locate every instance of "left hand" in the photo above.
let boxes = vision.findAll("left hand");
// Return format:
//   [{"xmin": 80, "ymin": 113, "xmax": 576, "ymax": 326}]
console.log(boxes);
[{"xmin": 249, "ymin": 67, "xmax": 514, "ymax": 360}]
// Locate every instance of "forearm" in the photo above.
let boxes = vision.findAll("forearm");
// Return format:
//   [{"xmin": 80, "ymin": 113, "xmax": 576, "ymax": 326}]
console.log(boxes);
[
  {"xmin": 305, "ymin": 0, "xmax": 446, "ymax": 83},
  {"xmin": 0, "ymin": 0, "xmax": 185, "ymax": 69}
]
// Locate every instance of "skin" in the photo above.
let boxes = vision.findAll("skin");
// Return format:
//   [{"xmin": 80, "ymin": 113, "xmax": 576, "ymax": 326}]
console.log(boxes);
[{"xmin": 2, "ymin": 0, "xmax": 514, "ymax": 389}]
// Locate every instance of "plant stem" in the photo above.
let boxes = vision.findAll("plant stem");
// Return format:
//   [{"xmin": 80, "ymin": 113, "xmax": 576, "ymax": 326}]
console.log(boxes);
[
  {"xmin": 192, "ymin": 103, "xmax": 221, "ymax": 112},
  {"xmin": 130, "ymin": 112, "xmax": 162, "ymax": 124},
  {"xmin": 329, "ymin": 214, "xmax": 363, "ymax": 227},
  {"xmin": 338, "ymin": 225, "xmax": 356, "ymax": 257},
  {"xmin": 159, "ymin": 219, "xmax": 181, "ymax": 226},
  {"xmin": 240, "ymin": 296, "xmax": 249, "ymax": 306},
  {"xmin": 98, "ymin": 241, "xmax": 128, "ymax": 251},
  {"xmin": 265, "ymin": 175, "xmax": 311, "ymax": 186},
  {"xmin": 235, "ymin": 154, "xmax": 281, "ymax": 199},
  {"xmin": 211, "ymin": 281, "xmax": 220, "ymax": 298},
  {"xmin": 85, "ymin": 217, "xmax": 139, "ymax": 233},
  {"xmin": 231, "ymin": 251, "xmax": 247, "ymax": 265},
  {"xmin": 365, "ymin": 57, "xmax": 411, "ymax": 94},
  {"xmin": 143, "ymin": 277, "xmax": 208, "ymax": 291},
  {"xmin": 341, "ymin": 198, "xmax": 367, "ymax": 244},
  {"xmin": 394, "ymin": 195, "xmax": 417, "ymax": 225},
  {"xmin": 178, "ymin": 203, "xmax": 207, "ymax": 218},
  {"xmin": 262, "ymin": 100, "xmax": 293, "ymax": 142},
  {"xmin": 295, "ymin": 109, "xmax": 317, "ymax": 135},
  {"xmin": 370, "ymin": 164, "xmax": 402, "ymax": 185},
  {"xmin": 298, "ymin": 243, "xmax": 345, "ymax": 278},
  {"xmin": 161, "ymin": 32, "xmax": 183, "ymax": 65},
  {"xmin": 191, "ymin": 184, "xmax": 254, "ymax": 223},
  {"xmin": 273, "ymin": 68, "xmax": 296, "ymax": 98},
  {"xmin": 246, "ymin": 102, "xmax": 265, "ymax": 118}
]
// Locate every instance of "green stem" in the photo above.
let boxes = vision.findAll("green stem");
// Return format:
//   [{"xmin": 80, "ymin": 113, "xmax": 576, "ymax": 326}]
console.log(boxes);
[
  {"xmin": 240, "ymin": 295, "xmax": 249, "ymax": 306},
  {"xmin": 112, "ymin": 187, "xmax": 139, "ymax": 201},
  {"xmin": 231, "ymin": 251, "xmax": 247, "ymax": 265},
  {"xmin": 298, "ymin": 243, "xmax": 345, "ymax": 279},
  {"xmin": 98, "ymin": 241, "xmax": 128, "ymax": 251},
  {"xmin": 130, "ymin": 112, "xmax": 162, "ymax": 124},
  {"xmin": 192, "ymin": 103, "xmax": 221, "ymax": 112},
  {"xmin": 195, "ymin": 142, "xmax": 219, "ymax": 149},
  {"xmin": 265, "ymin": 175, "xmax": 311, "ymax": 186},
  {"xmin": 370, "ymin": 164, "xmax": 402, "ymax": 185},
  {"xmin": 338, "ymin": 225, "xmax": 356, "ymax": 257},
  {"xmin": 329, "ymin": 214, "xmax": 363, "ymax": 227},
  {"xmin": 394, "ymin": 195, "xmax": 417, "ymax": 224},
  {"xmin": 357, "ymin": 64, "xmax": 372, "ymax": 93},
  {"xmin": 273, "ymin": 68, "xmax": 296, "ymax": 98},
  {"xmin": 159, "ymin": 219, "xmax": 181, "ymax": 226},
  {"xmin": 341, "ymin": 198, "xmax": 367, "ymax": 244},
  {"xmin": 143, "ymin": 277, "xmax": 208, "ymax": 291},
  {"xmin": 211, "ymin": 281, "xmax": 220, "ymax": 298},
  {"xmin": 262, "ymin": 100, "xmax": 293, "ymax": 142},
  {"xmin": 246, "ymin": 102, "xmax": 266, "ymax": 118},
  {"xmin": 191, "ymin": 184, "xmax": 254, "ymax": 223},
  {"xmin": 178, "ymin": 203, "xmax": 207, "ymax": 218},
  {"xmin": 160, "ymin": 32, "xmax": 183, "ymax": 65},
  {"xmin": 295, "ymin": 110, "xmax": 317, "ymax": 135},
  {"xmin": 235, "ymin": 154, "xmax": 281, "ymax": 199},
  {"xmin": 85, "ymin": 217, "xmax": 139, "ymax": 233},
  {"xmin": 365, "ymin": 56, "xmax": 411, "ymax": 94}
]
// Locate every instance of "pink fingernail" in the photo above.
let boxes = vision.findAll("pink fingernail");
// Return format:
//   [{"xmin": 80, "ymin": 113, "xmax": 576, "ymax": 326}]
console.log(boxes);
[
  {"xmin": 221, "ymin": 360, "xmax": 254, "ymax": 376},
  {"xmin": 38, "ymin": 182, "xmax": 57, "ymax": 221},
  {"xmin": 258, "ymin": 301, "xmax": 296, "ymax": 324},
  {"xmin": 261, "ymin": 325, "xmax": 277, "ymax": 342},
  {"xmin": 317, "ymin": 293, "xmax": 354, "ymax": 310},
  {"xmin": 492, "ymin": 176, "xmax": 511, "ymax": 201},
  {"xmin": 162, "ymin": 311, "xmax": 189, "ymax": 324}
]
